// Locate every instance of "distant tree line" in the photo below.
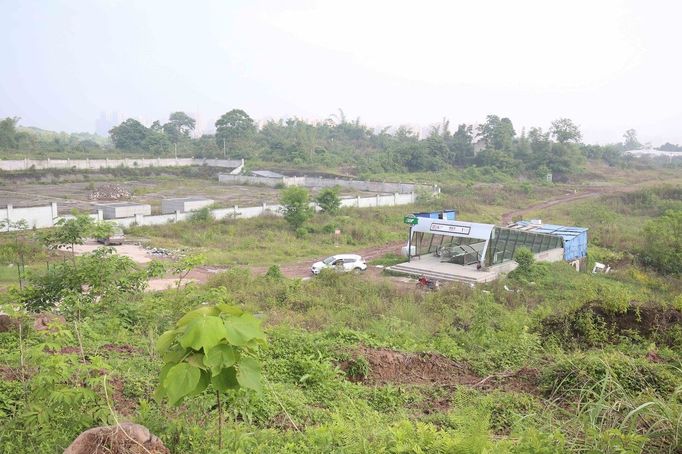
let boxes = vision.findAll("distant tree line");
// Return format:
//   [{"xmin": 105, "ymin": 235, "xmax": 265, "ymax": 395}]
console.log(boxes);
[
  {"xmin": 1, "ymin": 110, "xmax": 673, "ymax": 176},
  {"xmin": 0, "ymin": 117, "xmax": 106, "ymax": 154}
]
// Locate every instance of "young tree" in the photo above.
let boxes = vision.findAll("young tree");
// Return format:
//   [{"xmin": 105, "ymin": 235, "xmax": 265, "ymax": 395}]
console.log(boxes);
[
  {"xmin": 315, "ymin": 187, "xmax": 341, "ymax": 214},
  {"xmin": 49, "ymin": 214, "xmax": 94, "ymax": 265},
  {"xmin": 0, "ymin": 219, "xmax": 30, "ymax": 288},
  {"xmin": 172, "ymin": 254, "xmax": 206, "ymax": 292},
  {"xmin": 155, "ymin": 303, "xmax": 266, "ymax": 449},
  {"xmin": 514, "ymin": 247, "xmax": 535, "ymax": 275},
  {"xmin": 280, "ymin": 187, "xmax": 313, "ymax": 229}
]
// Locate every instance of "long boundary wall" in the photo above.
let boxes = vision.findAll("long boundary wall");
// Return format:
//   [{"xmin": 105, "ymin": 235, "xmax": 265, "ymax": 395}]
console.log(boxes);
[
  {"xmin": 1, "ymin": 193, "xmax": 416, "ymax": 231},
  {"xmin": 218, "ymin": 174, "xmax": 437, "ymax": 194},
  {"xmin": 0, "ymin": 158, "xmax": 244, "ymax": 173}
]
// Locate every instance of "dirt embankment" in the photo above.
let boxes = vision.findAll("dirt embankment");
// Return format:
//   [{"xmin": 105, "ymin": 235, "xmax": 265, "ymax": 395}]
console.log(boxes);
[{"xmin": 339, "ymin": 346, "xmax": 540, "ymax": 395}]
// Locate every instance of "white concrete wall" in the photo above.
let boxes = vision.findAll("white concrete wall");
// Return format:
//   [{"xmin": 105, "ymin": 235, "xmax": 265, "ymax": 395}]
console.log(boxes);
[
  {"xmin": 1, "ymin": 192, "xmax": 416, "ymax": 231},
  {"xmin": 218, "ymin": 174, "xmax": 434, "ymax": 194},
  {"xmin": 488, "ymin": 247, "xmax": 565, "ymax": 274},
  {"xmin": 100, "ymin": 204, "xmax": 151, "ymax": 219},
  {"xmin": 161, "ymin": 198, "xmax": 214, "ymax": 214},
  {"xmin": 0, "ymin": 202, "xmax": 58, "ymax": 230},
  {"xmin": 0, "ymin": 158, "xmax": 244, "ymax": 172}
]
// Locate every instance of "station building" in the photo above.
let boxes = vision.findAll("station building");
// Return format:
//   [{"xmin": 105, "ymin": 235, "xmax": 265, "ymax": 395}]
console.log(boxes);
[{"xmin": 389, "ymin": 210, "xmax": 588, "ymax": 284}]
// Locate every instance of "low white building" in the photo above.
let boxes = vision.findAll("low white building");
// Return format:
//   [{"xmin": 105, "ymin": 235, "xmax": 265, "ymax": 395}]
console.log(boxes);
[
  {"xmin": 97, "ymin": 203, "xmax": 151, "ymax": 219},
  {"xmin": 161, "ymin": 197, "xmax": 214, "ymax": 214}
]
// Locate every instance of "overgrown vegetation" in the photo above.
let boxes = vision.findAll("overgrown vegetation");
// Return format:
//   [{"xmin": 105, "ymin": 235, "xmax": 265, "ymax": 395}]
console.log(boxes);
[{"xmin": 0, "ymin": 179, "xmax": 680, "ymax": 453}]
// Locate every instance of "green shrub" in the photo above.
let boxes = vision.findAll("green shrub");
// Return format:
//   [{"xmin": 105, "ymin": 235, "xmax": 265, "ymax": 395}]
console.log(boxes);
[{"xmin": 541, "ymin": 352, "xmax": 679, "ymax": 399}]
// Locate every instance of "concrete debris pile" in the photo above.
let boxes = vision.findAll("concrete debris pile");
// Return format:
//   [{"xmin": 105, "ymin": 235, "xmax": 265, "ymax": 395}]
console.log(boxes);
[
  {"xmin": 145, "ymin": 246, "xmax": 175, "ymax": 258},
  {"xmin": 89, "ymin": 184, "xmax": 131, "ymax": 201}
]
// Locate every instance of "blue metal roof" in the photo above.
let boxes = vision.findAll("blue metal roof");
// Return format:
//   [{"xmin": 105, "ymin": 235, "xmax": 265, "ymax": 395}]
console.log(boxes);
[
  {"xmin": 510, "ymin": 221, "xmax": 587, "ymax": 242},
  {"xmin": 509, "ymin": 221, "xmax": 588, "ymax": 261}
]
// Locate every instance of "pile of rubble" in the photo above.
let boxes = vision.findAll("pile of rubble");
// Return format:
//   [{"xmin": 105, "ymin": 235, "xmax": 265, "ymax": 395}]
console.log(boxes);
[
  {"xmin": 145, "ymin": 246, "xmax": 175, "ymax": 258},
  {"xmin": 88, "ymin": 184, "xmax": 131, "ymax": 201}
]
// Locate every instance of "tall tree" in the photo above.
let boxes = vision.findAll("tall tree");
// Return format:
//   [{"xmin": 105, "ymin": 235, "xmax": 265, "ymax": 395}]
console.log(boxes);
[
  {"xmin": 109, "ymin": 118, "xmax": 149, "ymax": 150},
  {"xmin": 215, "ymin": 109, "xmax": 256, "ymax": 152},
  {"xmin": 0, "ymin": 117, "xmax": 21, "ymax": 149},
  {"xmin": 448, "ymin": 124, "xmax": 474, "ymax": 165},
  {"xmin": 477, "ymin": 115, "xmax": 515, "ymax": 151},
  {"xmin": 549, "ymin": 118, "xmax": 582, "ymax": 144},
  {"xmin": 623, "ymin": 129, "xmax": 641, "ymax": 150},
  {"xmin": 163, "ymin": 111, "xmax": 196, "ymax": 143}
]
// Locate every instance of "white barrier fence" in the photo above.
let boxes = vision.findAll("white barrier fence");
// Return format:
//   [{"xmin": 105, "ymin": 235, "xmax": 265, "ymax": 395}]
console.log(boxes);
[
  {"xmin": 1, "ymin": 193, "xmax": 416, "ymax": 231},
  {"xmin": 218, "ymin": 174, "xmax": 437, "ymax": 194},
  {"xmin": 0, "ymin": 158, "xmax": 244, "ymax": 173}
]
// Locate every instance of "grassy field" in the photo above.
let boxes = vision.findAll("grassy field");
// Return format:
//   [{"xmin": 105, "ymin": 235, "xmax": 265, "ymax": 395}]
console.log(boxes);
[{"xmin": 0, "ymin": 163, "xmax": 680, "ymax": 453}]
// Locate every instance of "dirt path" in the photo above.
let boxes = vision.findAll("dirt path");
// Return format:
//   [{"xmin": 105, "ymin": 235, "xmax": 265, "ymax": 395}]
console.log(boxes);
[
  {"xmin": 187, "ymin": 241, "xmax": 407, "ymax": 283},
  {"xmin": 499, "ymin": 184, "xmax": 640, "ymax": 225},
  {"xmin": 67, "ymin": 241, "xmax": 156, "ymax": 263}
]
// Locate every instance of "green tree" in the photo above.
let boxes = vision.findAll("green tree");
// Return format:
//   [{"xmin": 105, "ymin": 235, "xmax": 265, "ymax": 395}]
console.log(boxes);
[
  {"xmin": 90, "ymin": 221, "xmax": 115, "ymax": 241},
  {"xmin": 0, "ymin": 219, "xmax": 31, "ymax": 288},
  {"xmin": 172, "ymin": 253, "xmax": 206, "ymax": 291},
  {"xmin": 215, "ymin": 109, "xmax": 256, "ymax": 154},
  {"xmin": 550, "ymin": 118, "xmax": 582, "ymax": 144},
  {"xmin": 280, "ymin": 186, "xmax": 313, "ymax": 229},
  {"xmin": 163, "ymin": 111, "xmax": 196, "ymax": 143},
  {"xmin": 47, "ymin": 214, "xmax": 94, "ymax": 265},
  {"xmin": 315, "ymin": 187, "xmax": 341, "ymax": 214},
  {"xmin": 478, "ymin": 115, "xmax": 515, "ymax": 151},
  {"xmin": 0, "ymin": 117, "xmax": 21, "ymax": 149},
  {"xmin": 109, "ymin": 118, "xmax": 149, "ymax": 150},
  {"xmin": 17, "ymin": 248, "xmax": 156, "ymax": 312},
  {"xmin": 639, "ymin": 210, "xmax": 682, "ymax": 275},
  {"xmin": 155, "ymin": 303, "xmax": 266, "ymax": 449},
  {"xmin": 449, "ymin": 124, "xmax": 474, "ymax": 165},
  {"xmin": 514, "ymin": 247, "xmax": 535, "ymax": 274},
  {"xmin": 623, "ymin": 129, "xmax": 641, "ymax": 150}
]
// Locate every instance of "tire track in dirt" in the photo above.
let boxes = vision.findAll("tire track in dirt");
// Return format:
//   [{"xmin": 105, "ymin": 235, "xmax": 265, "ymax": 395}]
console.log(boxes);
[{"xmin": 500, "ymin": 184, "xmax": 639, "ymax": 225}]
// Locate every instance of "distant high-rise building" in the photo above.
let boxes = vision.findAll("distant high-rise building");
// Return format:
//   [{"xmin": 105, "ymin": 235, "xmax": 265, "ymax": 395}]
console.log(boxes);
[{"xmin": 95, "ymin": 111, "xmax": 123, "ymax": 136}]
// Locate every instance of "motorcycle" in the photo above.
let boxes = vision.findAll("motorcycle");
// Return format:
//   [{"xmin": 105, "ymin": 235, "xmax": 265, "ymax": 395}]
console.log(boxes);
[{"xmin": 416, "ymin": 275, "xmax": 440, "ymax": 290}]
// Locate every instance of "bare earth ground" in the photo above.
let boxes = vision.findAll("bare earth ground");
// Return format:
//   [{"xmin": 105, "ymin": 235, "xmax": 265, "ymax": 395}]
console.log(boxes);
[{"xmin": 0, "ymin": 177, "xmax": 378, "ymax": 215}]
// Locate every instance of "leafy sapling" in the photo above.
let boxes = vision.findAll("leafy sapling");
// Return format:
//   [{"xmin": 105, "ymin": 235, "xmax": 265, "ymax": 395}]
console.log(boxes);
[{"xmin": 155, "ymin": 303, "xmax": 266, "ymax": 449}]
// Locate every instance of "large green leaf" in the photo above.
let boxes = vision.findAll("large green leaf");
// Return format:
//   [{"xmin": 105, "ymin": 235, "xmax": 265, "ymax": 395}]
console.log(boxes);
[
  {"xmin": 187, "ymin": 369, "xmax": 210, "ymax": 397},
  {"xmin": 203, "ymin": 344, "xmax": 237, "ymax": 376},
  {"xmin": 163, "ymin": 347, "xmax": 187, "ymax": 364},
  {"xmin": 211, "ymin": 366, "xmax": 239, "ymax": 393},
  {"xmin": 216, "ymin": 303, "xmax": 243, "ymax": 316},
  {"xmin": 155, "ymin": 330, "xmax": 177, "ymax": 353},
  {"xmin": 223, "ymin": 314, "xmax": 266, "ymax": 347},
  {"xmin": 237, "ymin": 356, "xmax": 262, "ymax": 392},
  {"xmin": 176, "ymin": 306, "xmax": 220, "ymax": 327},
  {"xmin": 155, "ymin": 363, "xmax": 174, "ymax": 400},
  {"xmin": 179, "ymin": 315, "xmax": 226, "ymax": 352},
  {"xmin": 164, "ymin": 363, "xmax": 201, "ymax": 405}
]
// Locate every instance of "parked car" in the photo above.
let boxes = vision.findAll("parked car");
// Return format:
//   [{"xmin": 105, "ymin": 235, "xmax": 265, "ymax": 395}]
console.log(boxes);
[
  {"xmin": 311, "ymin": 254, "xmax": 367, "ymax": 275},
  {"xmin": 96, "ymin": 227, "xmax": 125, "ymax": 246}
]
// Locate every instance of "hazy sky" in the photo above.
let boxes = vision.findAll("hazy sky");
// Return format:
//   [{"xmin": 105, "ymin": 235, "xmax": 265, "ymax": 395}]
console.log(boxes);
[{"xmin": 1, "ymin": 0, "xmax": 680, "ymax": 144}]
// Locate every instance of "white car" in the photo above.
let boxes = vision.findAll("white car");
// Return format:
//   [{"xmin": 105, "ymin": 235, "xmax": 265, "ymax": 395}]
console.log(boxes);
[{"xmin": 311, "ymin": 254, "xmax": 368, "ymax": 275}]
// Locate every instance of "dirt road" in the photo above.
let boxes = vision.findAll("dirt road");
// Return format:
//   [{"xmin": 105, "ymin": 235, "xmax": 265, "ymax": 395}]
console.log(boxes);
[{"xmin": 499, "ymin": 184, "xmax": 641, "ymax": 225}]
